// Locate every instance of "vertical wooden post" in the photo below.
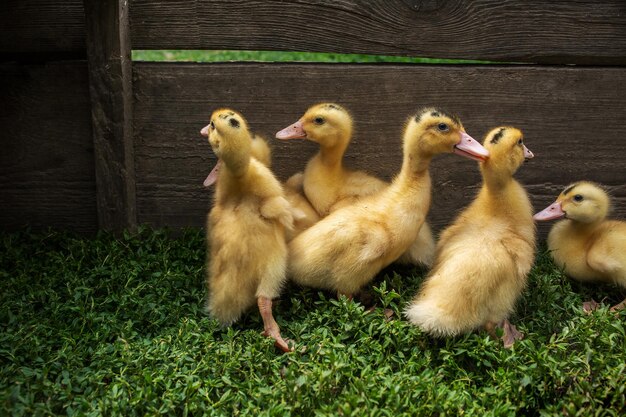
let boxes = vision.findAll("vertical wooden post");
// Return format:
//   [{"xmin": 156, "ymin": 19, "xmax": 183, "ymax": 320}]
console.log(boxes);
[{"xmin": 83, "ymin": 0, "xmax": 136, "ymax": 232}]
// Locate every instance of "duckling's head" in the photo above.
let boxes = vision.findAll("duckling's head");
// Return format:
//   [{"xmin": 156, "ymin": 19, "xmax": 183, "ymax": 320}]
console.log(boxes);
[
  {"xmin": 480, "ymin": 127, "xmax": 534, "ymax": 177},
  {"xmin": 200, "ymin": 108, "xmax": 251, "ymax": 178},
  {"xmin": 275, "ymin": 103, "xmax": 353, "ymax": 148},
  {"xmin": 533, "ymin": 181, "xmax": 610, "ymax": 223},
  {"xmin": 403, "ymin": 108, "xmax": 489, "ymax": 161}
]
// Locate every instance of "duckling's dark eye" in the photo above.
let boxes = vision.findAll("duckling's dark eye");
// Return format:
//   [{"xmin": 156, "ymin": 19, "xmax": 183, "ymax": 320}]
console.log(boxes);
[
  {"xmin": 573, "ymin": 194, "xmax": 584, "ymax": 202},
  {"xmin": 517, "ymin": 139, "xmax": 523, "ymax": 145},
  {"xmin": 209, "ymin": 121, "xmax": 215, "ymax": 130},
  {"xmin": 437, "ymin": 123, "xmax": 449, "ymax": 132},
  {"xmin": 314, "ymin": 117, "xmax": 325, "ymax": 125}
]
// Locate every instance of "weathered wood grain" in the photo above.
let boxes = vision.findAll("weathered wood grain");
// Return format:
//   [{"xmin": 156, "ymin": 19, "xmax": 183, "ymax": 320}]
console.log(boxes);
[
  {"xmin": 132, "ymin": 62, "xmax": 626, "ymax": 238},
  {"xmin": 84, "ymin": 0, "xmax": 137, "ymax": 232},
  {"xmin": 0, "ymin": 62, "xmax": 97, "ymax": 234},
  {"xmin": 0, "ymin": 0, "xmax": 86, "ymax": 56},
  {"xmin": 130, "ymin": 0, "xmax": 626, "ymax": 65}
]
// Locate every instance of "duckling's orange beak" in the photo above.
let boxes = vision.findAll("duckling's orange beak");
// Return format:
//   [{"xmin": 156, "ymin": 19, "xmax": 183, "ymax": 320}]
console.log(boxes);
[
  {"xmin": 203, "ymin": 160, "xmax": 221, "ymax": 188},
  {"xmin": 275, "ymin": 120, "xmax": 307, "ymax": 140},
  {"xmin": 200, "ymin": 124, "xmax": 210, "ymax": 137},
  {"xmin": 533, "ymin": 201, "xmax": 565, "ymax": 221},
  {"xmin": 453, "ymin": 132, "xmax": 490, "ymax": 162},
  {"xmin": 524, "ymin": 145, "xmax": 534, "ymax": 159}
]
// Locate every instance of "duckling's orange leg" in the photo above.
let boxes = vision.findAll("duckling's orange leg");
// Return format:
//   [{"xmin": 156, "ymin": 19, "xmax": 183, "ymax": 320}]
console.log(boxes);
[
  {"xmin": 257, "ymin": 297, "xmax": 293, "ymax": 353},
  {"xmin": 500, "ymin": 319, "xmax": 523, "ymax": 348}
]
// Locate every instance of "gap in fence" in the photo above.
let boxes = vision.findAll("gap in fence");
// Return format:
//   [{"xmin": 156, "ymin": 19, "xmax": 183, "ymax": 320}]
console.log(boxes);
[{"xmin": 131, "ymin": 50, "xmax": 508, "ymax": 64}]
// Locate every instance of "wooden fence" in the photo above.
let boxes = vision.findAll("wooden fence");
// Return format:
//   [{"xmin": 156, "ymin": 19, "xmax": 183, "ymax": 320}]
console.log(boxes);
[{"xmin": 1, "ymin": 0, "xmax": 625, "ymax": 237}]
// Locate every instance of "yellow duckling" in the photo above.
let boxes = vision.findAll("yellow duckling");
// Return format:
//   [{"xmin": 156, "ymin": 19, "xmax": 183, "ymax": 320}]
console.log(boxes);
[
  {"xmin": 276, "ymin": 102, "xmax": 435, "ymax": 267},
  {"xmin": 534, "ymin": 181, "xmax": 626, "ymax": 312},
  {"xmin": 202, "ymin": 133, "xmax": 320, "ymax": 241},
  {"xmin": 288, "ymin": 108, "xmax": 489, "ymax": 298},
  {"xmin": 275, "ymin": 103, "xmax": 380, "ymax": 215},
  {"xmin": 200, "ymin": 109, "xmax": 294, "ymax": 352},
  {"xmin": 405, "ymin": 127, "xmax": 536, "ymax": 348}
]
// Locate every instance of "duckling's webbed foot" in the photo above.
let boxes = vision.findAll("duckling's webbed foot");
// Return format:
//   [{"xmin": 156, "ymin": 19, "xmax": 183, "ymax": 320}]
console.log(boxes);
[
  {"xmin": 582, "ymin": 299, "xmax": 601, "ymax": 314},
  {"xmin": 257, "ymin": 296, "xmax": 293, "ymax": 353},
  {"xmin": 499, "ymin": 319, "xmax": 523, "ymax": 348}
]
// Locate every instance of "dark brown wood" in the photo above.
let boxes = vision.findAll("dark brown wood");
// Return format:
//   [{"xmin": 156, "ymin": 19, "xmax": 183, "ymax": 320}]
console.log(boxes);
[
  {"xmin": 83, "ymin": 0, "xmax": 136, "ymax": 232},
  {"xmin": 132, "ymin": 62, "xmax": 626, "ymax": 237},
  {"xmin": 0, "ymin": 0, "xmax": 86, "ymax": 56},
  {"xmin": 0, "ymin": 62, "xmax": 97, "ymax": 234},
  {"xmin": 130, "ymin": 0, "xmax": 626, "ymax": 65}
]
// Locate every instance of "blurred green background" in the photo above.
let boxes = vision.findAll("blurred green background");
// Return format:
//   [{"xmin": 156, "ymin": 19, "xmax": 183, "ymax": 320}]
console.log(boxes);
[{"xmin": 132, "ymin": 50, "xmax": 493, "ymax": 64}]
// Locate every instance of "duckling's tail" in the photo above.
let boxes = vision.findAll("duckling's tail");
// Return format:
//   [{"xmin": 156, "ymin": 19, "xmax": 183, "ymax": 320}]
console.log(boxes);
[
  {"xmin": 206, "ymin": 297, "xmax": 245, "ymax": 327},
  {"xmin": 404, "ymin": 300, "xmax": 471, "ymax": 337}
]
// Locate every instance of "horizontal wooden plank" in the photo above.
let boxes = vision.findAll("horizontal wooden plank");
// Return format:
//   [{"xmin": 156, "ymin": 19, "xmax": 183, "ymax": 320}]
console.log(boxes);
[
  {"xmin": 130, "ymin": 0, "xmax": 626, "ymax": 65},
  {"xmin": 0, "ymin": 61, "xmax": 97, "ymax": 234},
  {"xmin": 132, "ymin": 62, "xmax": 626, "ymax": 239},
  {"xmin": 0, "ymin": 1, "xmax": 86, "ymax": 56}
]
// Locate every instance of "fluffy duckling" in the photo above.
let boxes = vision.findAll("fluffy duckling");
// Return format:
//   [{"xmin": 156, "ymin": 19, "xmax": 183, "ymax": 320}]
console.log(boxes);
[
  {"xmin": 534, "ymin": 182, "xmax": 626, "ymax": 312},
  {"xmin": 276, "ymin": 103, "xmax": 435, "ymax": 267},
  {"xmin": 276, "ymin": 103, "xmax": 382, "ymax": 215},
  {"xmin": 202, "ymin": 133, "xmax": 320, "ymax": 241},
  {"xmin": 288, "ymin": 108, "xmax": 489, "ymax": 298},
  {"xmin": 200, "ymin": 109, "xmax": 294, "ymax": 352},
  {"xmin": 405, "ymin": 127, "xmax": 536, "ymax": 348}
]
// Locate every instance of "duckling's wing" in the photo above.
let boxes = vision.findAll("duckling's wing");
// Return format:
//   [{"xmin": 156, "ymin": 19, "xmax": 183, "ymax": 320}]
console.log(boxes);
[
  {"xmin": 587, "ymin": 244, "xmax": 624, "ymax": 276},
  {"xmin": 357, "ymin": 225, "xmax": 391, "ymax": 263},
  {"xmin": 260, "ymin": 196, "xmax": 294, "ymax": 231},
  {"xmin": 587, "ymin": 248, "xmax": 623, "ymax": 283},
  {"xmin": 586, "ymin": 228, "xmax": 626, "ymax": 278}
]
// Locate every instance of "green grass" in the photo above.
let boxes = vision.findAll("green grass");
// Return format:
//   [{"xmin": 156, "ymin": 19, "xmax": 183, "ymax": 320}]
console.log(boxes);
[
  {"xmin": 132, "ymin": 50, "xmax": 494, "ymax": 64},
  {"xmin": 1, "ymin": 228, "xmax": 624, "ymax": 416}
]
